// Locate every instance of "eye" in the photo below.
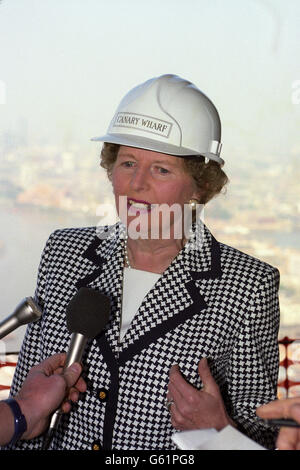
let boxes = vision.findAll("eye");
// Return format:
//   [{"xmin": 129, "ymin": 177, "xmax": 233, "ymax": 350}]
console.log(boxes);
[
  {"xmin": 156, "ymin": 166, "xmax": 170, "ymax": 175},
  {"xmin": 121, "ymin": 160, "xmax": 135, "ymax": 168}
]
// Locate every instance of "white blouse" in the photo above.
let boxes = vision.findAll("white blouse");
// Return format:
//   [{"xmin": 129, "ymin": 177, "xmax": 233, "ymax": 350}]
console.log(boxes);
[{"xmin": 121, "ymin": 267, "xmax": 161, "ymax": 340}]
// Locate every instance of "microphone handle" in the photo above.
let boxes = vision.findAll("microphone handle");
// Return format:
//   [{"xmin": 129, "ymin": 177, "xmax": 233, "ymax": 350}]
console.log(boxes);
[
  {"xmin": 42, "ymin": 333, "xmax": 88, "ymax": 450},
  {"xmin": 0, "ymin": 315, "xmax": 20, "ymax": 339},
  {"xmin": 63, "ymin": 333, "xmax": 88, "ymax": 370}
]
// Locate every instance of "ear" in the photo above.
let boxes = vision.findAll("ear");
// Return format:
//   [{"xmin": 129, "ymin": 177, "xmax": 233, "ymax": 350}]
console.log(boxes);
[{"xmin": 190, "ymin": 190, "xmax": 202, "ymax": 203}]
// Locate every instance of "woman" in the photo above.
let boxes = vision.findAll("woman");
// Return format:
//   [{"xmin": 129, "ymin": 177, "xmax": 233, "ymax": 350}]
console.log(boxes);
[{"xmin": 7, "ymin": 75, "xmax": 280, "ymax": 450}]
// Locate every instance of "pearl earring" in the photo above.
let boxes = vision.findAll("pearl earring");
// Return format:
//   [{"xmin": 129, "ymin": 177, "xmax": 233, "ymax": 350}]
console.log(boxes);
[
  {"xmin": 188, "ymin": 198, "xmax": 200, "ymax": 240},
  {"xmin": 188, "ymin": 198, "xmax": 199, "ymax": 209}
]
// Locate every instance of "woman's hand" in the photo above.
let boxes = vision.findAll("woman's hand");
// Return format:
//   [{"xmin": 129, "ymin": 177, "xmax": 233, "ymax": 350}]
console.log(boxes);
[{"xmin": 167, "ymin": 358, "xmax": 234, "ymax": 431}]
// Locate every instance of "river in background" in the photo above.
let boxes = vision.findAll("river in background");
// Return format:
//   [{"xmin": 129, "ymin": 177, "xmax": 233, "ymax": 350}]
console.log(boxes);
[{"xmin": 0, "ymin": 204, "xmax": 97, "ymax": 352}]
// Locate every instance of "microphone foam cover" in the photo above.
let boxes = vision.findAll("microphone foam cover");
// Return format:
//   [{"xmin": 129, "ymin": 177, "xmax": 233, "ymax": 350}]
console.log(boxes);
[{"xmin": 66, "ymin": 287, "xmax": 110, "ymax": 338}]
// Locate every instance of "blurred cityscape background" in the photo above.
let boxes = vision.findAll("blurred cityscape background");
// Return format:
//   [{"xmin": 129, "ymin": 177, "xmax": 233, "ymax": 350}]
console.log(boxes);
[{"xmin": 0, "ymin": 0, "xmax": 300, "ymax": 352}]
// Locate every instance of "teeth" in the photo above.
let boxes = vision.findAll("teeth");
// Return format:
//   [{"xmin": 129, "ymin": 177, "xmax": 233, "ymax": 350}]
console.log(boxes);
[{"xmin": 128, "ymin": 199, "xmax": 150, "ymax": 208}]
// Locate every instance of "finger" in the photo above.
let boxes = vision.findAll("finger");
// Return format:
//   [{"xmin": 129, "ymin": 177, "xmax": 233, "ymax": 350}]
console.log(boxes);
[
  {"xmin": 168, "ymin": 380, "xmax": 184, "ymax": 405},
  {"xmin": 68, "ymin": 389, "xmax": 80, "ymax": 403},
  {"xmin": 168, "ymin": 379, "xmax": 199, "ymax": 416},
  {"xmin": 63, "ymin": 363, "xmax": 82, "ymax": 389},
  {"xmin": 197, "ymin": 358, "xmax": 218, "ymax": 392},
  {"xmin": 53, "ymin": 366, "xmax": 64, "ymax": 376},
  {"xmin": 67, "ymin": 381, "xmax": 87, "ymax": 402},
  {"xmin": 257, "ymin": 399, "xmax": 291, "ymax": 419},
  {"xmin": 168, "ymin": 374, "xmax": 197, "ymax": 407},
  {"xmin": 46, "ymin": 352, "xmax": 67, "ymax": 370},
  {"xmin": 61, "ymin": 400, "xmax": 72, "ymax": 414},
  {"xmin": 31, "ymin": 353, "xmax": 67, "ymax": 376},
  {"xmin": 73, "ymin": 375, "xmax": 87, "ymax": 393},
  {"xmin": 169, "ymin": 364, "xmax": 197, "ymax": 397},
  {"xmin": 277, "ymin": 427, "xmax": 300, "ymax": 450}
]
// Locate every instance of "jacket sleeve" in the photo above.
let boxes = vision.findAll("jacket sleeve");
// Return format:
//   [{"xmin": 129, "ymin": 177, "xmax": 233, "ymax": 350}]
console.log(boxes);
[
  {"xmin": 226, "ymin": 266, "xmax": 280, "ymax": 449},
  {"xmin": 2, "ymin": 232, "xmax": 55, "ymax": 450}
]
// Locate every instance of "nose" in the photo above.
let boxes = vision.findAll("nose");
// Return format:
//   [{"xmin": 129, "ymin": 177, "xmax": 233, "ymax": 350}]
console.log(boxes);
[{"xmin": 130, "ymin": 165, "xmax": 150, "ymax": 191}]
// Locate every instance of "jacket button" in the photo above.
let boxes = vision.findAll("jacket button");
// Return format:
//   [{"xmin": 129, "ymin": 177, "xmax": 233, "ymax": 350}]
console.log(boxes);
[
  {"xmin": 92, "ymin": 440, "xmax": 102, "ymax": 451},
  {"xmin": 98, "ymin": 388, "xmax": 108, "ymax": 402}
]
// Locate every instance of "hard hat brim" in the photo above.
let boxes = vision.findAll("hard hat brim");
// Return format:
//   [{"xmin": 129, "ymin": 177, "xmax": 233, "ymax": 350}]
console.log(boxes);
[{"xmin": 91, "ymin": 133, "xmax": 224, "ymax": 166}]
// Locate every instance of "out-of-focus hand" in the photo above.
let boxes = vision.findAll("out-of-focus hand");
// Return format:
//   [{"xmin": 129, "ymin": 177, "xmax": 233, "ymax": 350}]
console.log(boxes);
[
  {"xmin": 15, "ymin": 353, "xmax": 87, "ymax": 439},
  {"xmin": 257, "ymin": 398, "xmax": 300, "ymax": 450},
  {"xmin": 167, "ymin": 358, "xmax": 234, "ymax": 431}
]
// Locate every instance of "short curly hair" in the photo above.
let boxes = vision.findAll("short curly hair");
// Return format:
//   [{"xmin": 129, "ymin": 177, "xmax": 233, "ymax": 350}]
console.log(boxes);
[{"xmin": 100, "ymin": 143, "xmax": 229, "ymax": 204}]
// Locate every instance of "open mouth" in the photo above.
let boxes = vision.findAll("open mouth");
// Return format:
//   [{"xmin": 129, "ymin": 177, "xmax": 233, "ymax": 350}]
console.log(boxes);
[{"xmin": 127, "ymin": 198, "xmax": 153, "ymax": 213}]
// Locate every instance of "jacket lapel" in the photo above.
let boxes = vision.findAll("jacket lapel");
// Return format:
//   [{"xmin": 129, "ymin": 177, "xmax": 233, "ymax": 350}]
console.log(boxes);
[
  {"xmin": 77, "ymin": 221, "xmax": 222, "ymax": 362},
  {"xmin": 76, "ymin": 224, "xmax": 126, "ymax": 357},
  {"xmin": 119, "ymin": 221, "xmax": 222, "ymax": 361}
]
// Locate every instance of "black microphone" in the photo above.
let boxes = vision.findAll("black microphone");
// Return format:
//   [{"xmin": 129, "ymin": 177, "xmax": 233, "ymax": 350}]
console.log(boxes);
[
  {"xmin": 42, "ymin": 287, "xmax": 110, "ymax": 450},
  {"xmin": 0, "ymin": 297, "xmax": 42, "ymax": 340}
]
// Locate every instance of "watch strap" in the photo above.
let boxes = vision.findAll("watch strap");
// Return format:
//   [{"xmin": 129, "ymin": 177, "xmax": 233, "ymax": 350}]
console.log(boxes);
[{"xmin": 4, "ymin": 398, "xmax": 27, "ymax": 446}]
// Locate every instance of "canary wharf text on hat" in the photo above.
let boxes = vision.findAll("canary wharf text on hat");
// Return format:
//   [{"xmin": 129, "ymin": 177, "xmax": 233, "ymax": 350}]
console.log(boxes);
[{"xmin": 114, "ymin": 112, "xmax": 172, "ymax": 136}]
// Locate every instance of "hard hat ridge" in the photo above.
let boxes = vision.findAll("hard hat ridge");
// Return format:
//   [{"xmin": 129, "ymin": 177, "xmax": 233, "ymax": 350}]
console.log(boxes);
[{"xmin": 92, "ymin": 74, "xmax": 224, "ymax": 165}]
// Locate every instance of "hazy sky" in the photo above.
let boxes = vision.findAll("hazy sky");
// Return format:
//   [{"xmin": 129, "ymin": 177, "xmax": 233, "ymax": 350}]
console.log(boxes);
[{"xmin": 0, "ymin": 0, "xmax": 299, "ymax": 163}]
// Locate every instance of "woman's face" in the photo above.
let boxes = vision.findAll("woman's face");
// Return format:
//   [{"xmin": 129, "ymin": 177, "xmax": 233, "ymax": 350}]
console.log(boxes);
[{"xmin": 111, "ymin": 146, "xmax": 200, "ymax": 239}]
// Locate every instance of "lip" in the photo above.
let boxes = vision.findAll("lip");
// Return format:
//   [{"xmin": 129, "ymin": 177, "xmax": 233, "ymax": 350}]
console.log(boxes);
[
  {"xmin": 127, "ymin": 197, "xmax": 153, "ymax": 213},
  {"xmin": 127, "ymin": 197, "xmax": 152, "ymax": 205}
]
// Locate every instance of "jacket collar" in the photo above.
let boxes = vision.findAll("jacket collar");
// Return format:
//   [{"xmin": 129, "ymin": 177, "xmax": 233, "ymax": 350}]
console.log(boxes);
[
  {"xmin": 80, "ymin": 220, "xmax": 221, "ymax": 278},
  {"xmin": 77, "ymin": 221, "xmax": 222, "ymax": 358}
]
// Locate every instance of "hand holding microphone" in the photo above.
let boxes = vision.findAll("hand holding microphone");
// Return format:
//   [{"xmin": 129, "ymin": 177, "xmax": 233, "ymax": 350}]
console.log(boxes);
[
  {"xmin": 0, "ymin": 353, "xmax": 87, "ymax": 447},
  {"xmin": 42, "ymin": 287, "xmax": 110, "ymax": 450}
]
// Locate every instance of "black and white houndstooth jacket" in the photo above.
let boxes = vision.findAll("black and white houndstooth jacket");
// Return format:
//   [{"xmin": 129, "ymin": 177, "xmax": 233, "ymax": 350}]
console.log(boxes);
[{"xmin": 7, "ymin": 221, "xmax": 280, "ymax": 450}]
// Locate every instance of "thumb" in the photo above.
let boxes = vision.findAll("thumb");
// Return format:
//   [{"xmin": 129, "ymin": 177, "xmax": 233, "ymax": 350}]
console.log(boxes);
[
  {"xmin": 198, "ymin": 358, "xmax": 218, "ymax": 393},
  {"xmin": 63, "ymin": 363, "xmax": 82, "ymax": 389}
]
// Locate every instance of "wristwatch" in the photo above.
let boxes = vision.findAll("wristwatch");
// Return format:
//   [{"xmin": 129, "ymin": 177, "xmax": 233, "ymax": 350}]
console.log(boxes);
[{"xmin": 3, "ymin": 398, "xmax": 27, "ymax": 446}]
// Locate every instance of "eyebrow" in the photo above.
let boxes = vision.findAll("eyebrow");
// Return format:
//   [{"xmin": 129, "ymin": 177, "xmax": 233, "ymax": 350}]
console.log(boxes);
[
  {"xmin": 153, "ymin": 160, "xmax": 177, "ymax": 166},
  {"xmin": 118, "ymin": 153, "xmax": 178, "ymax": 167}
]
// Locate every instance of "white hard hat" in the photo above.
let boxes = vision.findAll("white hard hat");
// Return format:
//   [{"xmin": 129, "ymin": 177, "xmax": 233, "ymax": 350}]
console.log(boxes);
[{"xmin": 92, "ymin": 74, "xmax": 224, "ymax": 165}]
